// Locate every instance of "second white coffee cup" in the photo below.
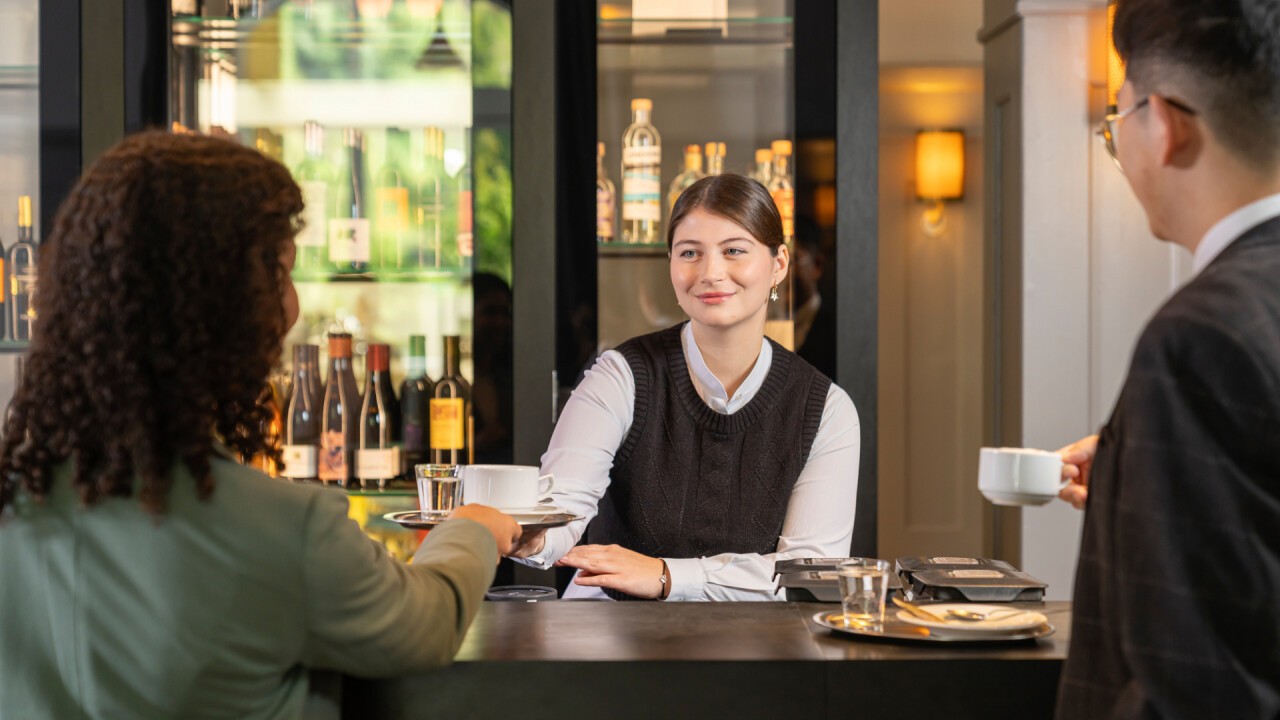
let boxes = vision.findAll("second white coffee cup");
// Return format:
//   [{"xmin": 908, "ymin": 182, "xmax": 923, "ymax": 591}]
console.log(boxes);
[
  {"xmin": 461, "ymin": 465, "xmax": 555, "ymax": 510},
  {"xmin": 978, "ymin": 447, "xmax": 1066, "ymax": 506}
]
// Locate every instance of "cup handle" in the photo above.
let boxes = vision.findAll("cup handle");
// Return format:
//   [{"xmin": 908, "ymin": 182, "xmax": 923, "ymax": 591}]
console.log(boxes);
[{"xmin": 538, "ymin": 473, "xmax": 555, "ymax": 500}]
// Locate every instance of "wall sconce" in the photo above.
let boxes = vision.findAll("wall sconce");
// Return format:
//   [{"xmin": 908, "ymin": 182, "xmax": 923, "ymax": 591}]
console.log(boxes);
[
  {"xmin": 916, "ymin": 129, "xmax": 965, "ymax": 237},
  {"xmin": 1106, "ymin": 0, "xmax": 1124, "ymax": 113}
]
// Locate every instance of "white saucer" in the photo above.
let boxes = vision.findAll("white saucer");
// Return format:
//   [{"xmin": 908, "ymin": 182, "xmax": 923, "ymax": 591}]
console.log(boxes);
[{"xmin": 980, "ymin": 489, "xmax": 1057, "ymax": 507}]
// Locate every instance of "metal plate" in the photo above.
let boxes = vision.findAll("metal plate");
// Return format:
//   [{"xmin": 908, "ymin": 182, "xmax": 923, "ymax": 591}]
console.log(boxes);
[
  {"xmin": 812, "ymin": 611, "xmax": 1055, "ymax": 644},
  {"xmin": 384, "ymin": 510, "xmax": 583, "ymax": 531}
]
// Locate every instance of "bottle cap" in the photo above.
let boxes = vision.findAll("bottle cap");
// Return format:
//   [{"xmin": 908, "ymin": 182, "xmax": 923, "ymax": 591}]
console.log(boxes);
[
  {"xmin": 328, "ymin": 334, "xmax": 353, "ymax": 358},
  {"xmin": 684, "ymin": 144, "xmax": 701, "ymax": 155},
  {"xmin": 704, "ymin": 142, "xmax": 717, "ymax": 157},
  {"xmin": 771, "ymin": 139, "xmax": 792, "ymax": 155},
  {"xmin": 631, "ymin": 98, "xmax": 653, "ymax": 112},
  {"xmin": 344, "ymin": 128, "xmax": 365, "ymax": 149},
  {"xmin": 367, "ymin": 343, "xmax": 391, "ymax": 372},
  {"xmin": 303, "ymin": 121, "xmax": 324, "ymax": 156},
  {"xmin": 755, "ymin": 148, "xmax": 773, "ymax": 163},
  {"xmin": 17, "ymin": 196, "xmax": 32, "ymax": 227},
  {"xmin": 597, "ymin": 141, "xmax": 605, "ymax": 157},
  {"xmin": 409, "ymin": 334, "xmax": 426, "ymax": 357},
  {"xmin": 717, "ymin": 142, "xmax": 726, "ymax": 156}
]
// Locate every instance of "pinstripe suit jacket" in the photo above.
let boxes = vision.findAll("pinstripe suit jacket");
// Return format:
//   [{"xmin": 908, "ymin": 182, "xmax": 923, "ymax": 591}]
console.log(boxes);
[{"xmin": 1057, "ymin": 217, "xmax": 1280, "ymax": 719}]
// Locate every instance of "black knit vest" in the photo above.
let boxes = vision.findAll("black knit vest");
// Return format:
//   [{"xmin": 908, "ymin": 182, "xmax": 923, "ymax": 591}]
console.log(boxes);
[{"xmin": 588, "ymin": 324, "xmax": 831, "ymax": 574}]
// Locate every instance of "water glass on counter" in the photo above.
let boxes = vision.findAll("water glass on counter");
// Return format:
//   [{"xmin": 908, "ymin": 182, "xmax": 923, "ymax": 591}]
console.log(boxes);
[
  {"xmin": 415, "ymin": 464, "xmax": 462, "ymax": 517},
  {"xmin": 838, "ymin": 558, "xmax": 892, "ymax": 628}
]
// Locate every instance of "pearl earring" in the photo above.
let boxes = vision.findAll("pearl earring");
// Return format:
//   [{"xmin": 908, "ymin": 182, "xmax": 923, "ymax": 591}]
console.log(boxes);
[{"xmin": 770, "ymin": 283, "xmax": 779, "ymax": 302}]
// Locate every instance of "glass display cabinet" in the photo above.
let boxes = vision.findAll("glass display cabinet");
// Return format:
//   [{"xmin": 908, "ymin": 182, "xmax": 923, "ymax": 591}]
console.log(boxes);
[{"xmin": 164, "ymin": 0, "xmax": 513, "ymax": 558}]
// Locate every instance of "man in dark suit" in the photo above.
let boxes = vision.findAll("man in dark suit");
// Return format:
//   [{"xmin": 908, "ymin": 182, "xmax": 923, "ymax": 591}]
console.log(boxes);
[{"xmin": 1054, "ymin": 0, "xmax": 1280, "ymax": 717}]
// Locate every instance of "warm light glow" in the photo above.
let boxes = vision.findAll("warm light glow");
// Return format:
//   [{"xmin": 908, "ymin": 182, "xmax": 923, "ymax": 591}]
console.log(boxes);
[
  {"xmin": 1106, "ymin": 1, "xmax": 1124, "ymax": 111},
  {"xmin": 916, "ymin": 130, "xmax": 965, "ymax": 201}
]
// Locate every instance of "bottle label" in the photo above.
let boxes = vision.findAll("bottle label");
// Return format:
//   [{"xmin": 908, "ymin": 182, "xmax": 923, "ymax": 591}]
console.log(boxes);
[
  {"xmin": 429, "ymin": 398, "xmax": 465, "ymax": 450},
  {"xmin": 771, "ymin": 188, "xmax": 795, "ymax": 238},
  {"xmin": 357, "ymin": 446, "xmax": 401, "ymax": 480},
  {"xmin": 297, "ymin": 181, "xmax": 329, "ymax": 248},
  {"xmin": 328, "ymin": 218, "xmax": 371, "ymax": 263},
  {"xmin": 319, "ymin": 430, "xmax": 348, "ymax": 481},
  {"xmin": 376, "ymin": 187, "xmax": 410, "ymax": 234},
  {"xmin": 280, "ymin": 445, "xmax": 319, "ymax": 478},
  {"xmin": 622, "ymin": 146, "xmax": 661, "ymax": 166},
  {"xmin": 596, "ymin": 186, "xmax": 615, "ymax": 238},
  {"xmin": 457, "ymin": 190, "xmax": 473, "ymax": 258},
  {"xmin": 622, "ymin": 174, "xmax": 661, "ymax": 222}
]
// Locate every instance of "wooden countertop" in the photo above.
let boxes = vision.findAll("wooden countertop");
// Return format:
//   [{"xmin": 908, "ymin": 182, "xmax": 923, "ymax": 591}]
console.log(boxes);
[{"xmin": 343, "ymin": 601, "xmax": 1071, "ymax": 719}]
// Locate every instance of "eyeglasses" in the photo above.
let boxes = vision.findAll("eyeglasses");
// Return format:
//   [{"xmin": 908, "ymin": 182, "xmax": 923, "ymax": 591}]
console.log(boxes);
[{"xmin": 1095, "ymin": 95, "xmax": 1197, "ymax": 169}]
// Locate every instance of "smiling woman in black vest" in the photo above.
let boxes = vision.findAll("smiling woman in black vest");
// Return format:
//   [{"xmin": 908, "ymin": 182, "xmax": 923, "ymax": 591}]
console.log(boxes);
[{"xmin": 512, "ymin": 174, "xmax": 861, "ymax": 601}]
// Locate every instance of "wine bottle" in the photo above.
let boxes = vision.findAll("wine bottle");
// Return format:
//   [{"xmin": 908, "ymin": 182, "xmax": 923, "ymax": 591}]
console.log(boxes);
[
  {"xmin": 400, "ymin": 334, "xmax": 434, "ymax": 472},
  {"xmin": 430, "ymin": 335, "xmax": 472, "ymax": 465},
  {"xmin": 329, "ymin": 129, "xmax": 371, "ymax": 276},
  {"xmin": 596, "ymin": 142, "xmax": 616, "ymax": 244},
  {"xmin": 294, "ymin": 121, "xmax": 337, "ymax": 278},
  {"xmin": 415, "ymin": 127, "xmax": 445, "ymax": 270},
  {"xmin": 357, "ymin": 342, "xmax": 401, "ymax": 489},
  {"xmin": 375, "ymin": 128, "xmax": 413, "ymax": 274},
  {"xmin": 621, "ymin": 98, "xmax": 662, "ymax": 244},
  {"xmin": 8, "ymin": 196, "xmax": 38, "ymax": 341},
  {"xmin": 281, "ymin": 344, "xmax": 321, "ymax": 482},
  {"xmin": 319, "ymin": 333, "xmax": 361, "ymax": 486},
  {"xmin": 667, "ymin": 144, "xmax": 705, "ymax": 214}
]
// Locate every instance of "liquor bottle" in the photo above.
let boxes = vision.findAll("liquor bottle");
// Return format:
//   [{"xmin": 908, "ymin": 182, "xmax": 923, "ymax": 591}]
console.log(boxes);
[
  {"xmin": 375, "ymin": 128, "xmax": 413, "ymax": 274},
  {"xmin": 400, "ymin": 334, "xmax": 434, "ymax": 472},
  {"xmin": 294, "ymin": 121, "xmax": 336, "ymax": 278},
  {"xmin": 329, "ymin": 129, "xmax": 371, "ymax": 276},
  {"xmin": 621, "ymin": 98, "xmax": 662, "ymax": 244},
  {"xmin": 8, "ymin": 195, "xmax": 38, "ymax": 341},
  {"xmin": 705, "ymin": 142, "xmax": 726, "ymax": 176},
  {"xmin": 0, "ymin": 229, "xmax": 7, "ymax": 340},
  {"xmin": 357, "ymin": 342, "xmax": 401, "ymax": 489},
  {"xmin": 596, "ymin": 142, "xmax": 616, "ymax": 244},
  {"xmin": 768, "ymin": 140, "xmax": 795, "ymax": 244},
  {"xmin": 415, "ymin": 127, "xmax": 445, "ymax": 269},
  {"xmin": 281, "ymin": 344, "xmax": 321, "ymax": 482},
  {"xmin": 749, "ymin": 148, "xmax": 773, "ymax": 186},
  {"xmin": 455, "ymin": 149, "xmax": 474, "ymax": 270},
  {"xmin": 319, "ymin": 333, "xmax": 361, "ymax": 486},
  {"xmin": 430, "ymin": 335, "xmax": 472, "ymax": 465},
  {"xmin": 667, "ymin": 144, "xmax": 705, "ymax": 213}
]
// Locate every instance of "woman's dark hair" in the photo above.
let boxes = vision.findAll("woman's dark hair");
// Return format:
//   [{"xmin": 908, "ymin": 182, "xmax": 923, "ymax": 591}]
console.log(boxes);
[
  {"xmin": 1114, "ymin": 0, "xmax": 1280, "ymax": 169},
  {"xmin": 667, "ymin": 174, "xmax": 784, "ymax": 255},
  {"xmin": 0, "ymin": 130, "xmax": 303, "ymax": 514}
]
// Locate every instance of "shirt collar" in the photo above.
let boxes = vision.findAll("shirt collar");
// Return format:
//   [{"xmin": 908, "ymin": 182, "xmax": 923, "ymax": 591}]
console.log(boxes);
[
  {"xmin": 1193, "ymin": 193, "xmax": 1280, "ymax": 275},
  {"xmin": 680, "ymin": 322, "xmax": 772, "ymax": 415}
]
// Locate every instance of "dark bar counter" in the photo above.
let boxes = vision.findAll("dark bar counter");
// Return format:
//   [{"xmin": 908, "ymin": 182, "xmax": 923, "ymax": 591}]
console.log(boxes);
[{"xmin": 341, "ymin": 601, "xmax": 1071, "ymax": 719}]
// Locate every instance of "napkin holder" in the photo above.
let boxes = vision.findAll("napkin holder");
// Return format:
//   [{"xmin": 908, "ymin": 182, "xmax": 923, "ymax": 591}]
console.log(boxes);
[{"xmin": 895, "ymin": 556, "xmax": 1046, "ymax": 603}]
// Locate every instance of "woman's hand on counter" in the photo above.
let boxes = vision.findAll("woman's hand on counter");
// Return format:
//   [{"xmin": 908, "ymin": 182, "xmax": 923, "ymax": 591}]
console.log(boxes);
[
  {"xmin": 555, "ymin": 544, "xmax": 667, "ymax": 599},
  {"xmin": 448, "ymin": 505, "xmax": 522, "ymax": 561},
  {"xmin": 1056, "ymin": 434, "xmax": 1098, "ymax": 510},
  {"xmin": 507, "ymin": 529, "xmax": 548, "ymax": 559}
]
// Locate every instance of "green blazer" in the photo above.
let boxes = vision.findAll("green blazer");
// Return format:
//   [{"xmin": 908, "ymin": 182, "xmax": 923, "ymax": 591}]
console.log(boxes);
[{"xmin": 0, "ymin": 450, "xmax": 497, "ymax": 719}]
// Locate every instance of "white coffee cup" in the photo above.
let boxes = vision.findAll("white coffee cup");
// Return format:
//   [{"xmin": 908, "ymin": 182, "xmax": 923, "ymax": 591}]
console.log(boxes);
[
  {"xmin": 977, "ymin": 447, "xmax": 1066, "ymax": 506},
  {"xmin": 461, "ymin": 465, "xmax": 555, "ymax": 510}
]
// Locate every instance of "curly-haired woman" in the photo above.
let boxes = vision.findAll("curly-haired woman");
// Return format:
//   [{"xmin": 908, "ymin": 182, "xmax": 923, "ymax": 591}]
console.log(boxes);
[{"xmin": 0, "ymin": 130, "xmax": 520, "ymax": 719}]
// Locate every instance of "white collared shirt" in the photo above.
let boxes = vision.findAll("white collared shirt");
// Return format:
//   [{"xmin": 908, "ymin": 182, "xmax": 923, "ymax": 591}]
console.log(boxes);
[
  {"xmin": 1193, "ymin": 193, "xmax": 1280, "ymax": 275},
  {"xmin": 517, "ymin": 323, "xmax": 861, "ymax": 601}
]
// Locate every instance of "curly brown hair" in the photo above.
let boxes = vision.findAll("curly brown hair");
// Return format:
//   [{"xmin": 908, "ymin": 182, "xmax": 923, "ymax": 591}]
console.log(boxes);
[{"xmin": 0, "ymin": 130, "xmax": 303, "ymax": 514}]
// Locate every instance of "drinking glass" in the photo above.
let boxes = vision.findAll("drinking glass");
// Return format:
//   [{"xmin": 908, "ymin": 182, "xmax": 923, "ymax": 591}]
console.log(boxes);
[
  {"xmin": 415, "ymin": 464, "xmax": 462, "ymax": 516},
  {"xmin": 837, "ymin": 558, "xmax": 892, "ymax": 628}
]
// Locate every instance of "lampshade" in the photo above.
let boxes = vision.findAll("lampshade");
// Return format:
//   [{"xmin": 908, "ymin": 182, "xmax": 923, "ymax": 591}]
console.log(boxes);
[
  {"xmin": 916, "ymin": 130, "xmax": 965, "ymax": 201},
  {"xmin": 1106, "ymin": 0, "xmax": 1124, "ymax": 111}
]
